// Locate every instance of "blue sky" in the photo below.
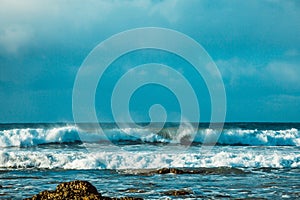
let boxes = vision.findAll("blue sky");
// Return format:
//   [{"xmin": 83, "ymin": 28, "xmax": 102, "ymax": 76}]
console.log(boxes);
[{"xmin": 0, "ymin": 0, "xmax": 299, "ymax": 122}]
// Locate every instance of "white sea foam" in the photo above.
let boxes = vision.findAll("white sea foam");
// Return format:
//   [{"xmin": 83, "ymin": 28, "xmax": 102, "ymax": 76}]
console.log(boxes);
[
  {"xmin": 194, "ymin": 128, "xmax": 300, "ymax": 146},
  {"xmin": 0, "ymin": 126, "xmax": 81, "ymax": 147},
  {"xmin": 0, "ymin": 148, "xmax": 299, "ymax": 169},
  {"xmin": 0, "ymin": 126, "xmax": 299, "ymax": 147}
]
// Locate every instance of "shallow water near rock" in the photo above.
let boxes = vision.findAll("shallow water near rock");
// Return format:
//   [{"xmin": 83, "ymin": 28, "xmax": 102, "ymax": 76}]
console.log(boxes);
[{"xmin": 1, "ymin": 167, "xmax": 300, "ymax": 199}]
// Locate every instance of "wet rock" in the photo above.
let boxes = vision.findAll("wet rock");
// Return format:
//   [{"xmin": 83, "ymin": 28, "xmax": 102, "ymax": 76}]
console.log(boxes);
[
  {"xmin": 156, "ymin": 168, "xmax": 184, "ymax": 174},
  {"xmin": 150, "ymin": 167, "xmax": 246, "ymax": 175},
  {"xmin": 24, "ymin": 180, "xmax": 101, "ymax": 200},
  {"xmin": 24, "ymin": 180, "xmax": 143, "ymax": 200},
  {"xmin": 120, "ymin": 188, "xmax": 146, "ymax": 193},
  {"xmin": 192, "ymin": 167, "xmax": 246, "ymax": 175},
  {"xmin": 162, "ymin": 189, "xmax": 193, "ymax": 196}
]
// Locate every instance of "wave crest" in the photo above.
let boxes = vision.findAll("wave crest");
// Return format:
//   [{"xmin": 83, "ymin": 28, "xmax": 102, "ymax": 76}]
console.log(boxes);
[
  {"xmin": 1, "ymin": 149, "xmax": 299, "ymax": 170},
  {"xmin": 0, "ymin": 125, "xmax": 299, "ymax": 147}
]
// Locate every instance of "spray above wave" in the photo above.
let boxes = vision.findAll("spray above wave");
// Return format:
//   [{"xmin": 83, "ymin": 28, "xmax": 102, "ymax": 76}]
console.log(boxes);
[{"xmin": 0, "ymin": 125, "xmax": 299, "ymax": 147}]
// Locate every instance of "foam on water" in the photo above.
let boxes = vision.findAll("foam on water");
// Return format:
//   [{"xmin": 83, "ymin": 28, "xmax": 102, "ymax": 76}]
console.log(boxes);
[
  {"xmin": 0, "ymin": 125, "xmax": 299, "ymax": 147},
  {"xmin": 0, "ymin": 147, "xmax": 299, "ymax": 170},
  {"xmin": 0, "ymin": 126, "xmax": 81, "ymax": 147},
  {"xmin": 195, "ymin": 128, "xmax": 300, "ymax": 146}
]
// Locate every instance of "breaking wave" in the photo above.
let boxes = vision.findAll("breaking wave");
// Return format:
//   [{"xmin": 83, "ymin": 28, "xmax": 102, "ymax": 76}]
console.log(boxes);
[
  {"xmin": 0, "ymin": 124, "xmax": 299, "ymax": 147},
  {"xmin": 0, "ymin": 148, "xmax": 299, "ymax": 170}
]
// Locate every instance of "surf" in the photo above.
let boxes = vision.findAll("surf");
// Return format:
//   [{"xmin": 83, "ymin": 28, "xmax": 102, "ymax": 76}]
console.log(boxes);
[{"xmin": 0, "ymin": 123, "xmax": 299, "ymax": 147}]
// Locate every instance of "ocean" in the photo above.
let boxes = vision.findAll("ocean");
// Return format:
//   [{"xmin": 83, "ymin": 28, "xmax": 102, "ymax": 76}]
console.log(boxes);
[{"xmin": 0, "ymin": 122, "xmax": 300, "ymax": 199}]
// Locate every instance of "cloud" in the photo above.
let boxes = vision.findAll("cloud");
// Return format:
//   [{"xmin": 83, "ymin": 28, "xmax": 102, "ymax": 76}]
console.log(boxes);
[
  {"xmin": 0, "ymin": 0, "xmax": 299, "ymax": 122},
  {"xmin": 217, "ymin": 57, "xmax": 300, "ymax": 92},
  {"xmin": 284, "ymin": 49, "xmax": 300, "ymax": 57},
  {"xmin": 264, "ymin": 61, "xmax": 300, "ymax": 90},
  {"xmin": 149, "ymin": 0, "xmax": 180, "ymax": 23},
  {"xmin": 0, "ymin": 25, "xmax": 33, "ymax": 54},
  {"xmin": 0, "ymin": 0, "xmax": 299, "ymax": 58},
  {"xmin": 217, "ymin": 58, "xmax": 258, "ymax": 86},
  {"xmin": 0, "ymin": 0, "xmax": 181, "ymax": 56}
]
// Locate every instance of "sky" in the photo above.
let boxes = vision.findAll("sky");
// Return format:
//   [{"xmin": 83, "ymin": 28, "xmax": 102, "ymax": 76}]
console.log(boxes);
[{"xmin": 0, "ymin": 0, "xmax": 300, "ymax": 122}]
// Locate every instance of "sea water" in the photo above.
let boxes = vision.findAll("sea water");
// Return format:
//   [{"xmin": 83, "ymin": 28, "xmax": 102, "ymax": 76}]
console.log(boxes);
[{"xmin": 0, "ymin": 123, "xmax": 299, "ymax": 199}]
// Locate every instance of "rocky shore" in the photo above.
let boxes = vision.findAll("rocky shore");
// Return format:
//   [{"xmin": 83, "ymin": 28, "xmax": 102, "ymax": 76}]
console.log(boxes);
[
  {"xmin": 24, "ymin": 180, "xmax": 143, "ymax": 200},
  {"xmin": 24, "ymin": 168, "xmax": 243, "ymax": 199}
]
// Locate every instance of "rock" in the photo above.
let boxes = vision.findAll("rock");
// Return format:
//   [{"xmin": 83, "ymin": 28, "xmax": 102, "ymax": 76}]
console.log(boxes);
[
  {"xmin": 24, "ymin": 180, "xmax": 143, "ymax": 200},
  {"xmin": 24, "ymin": 180, "xmax": 101, "ymax": 200},
  {"xmin": 120, "ymin": 188, "xmax": 146, "ymax": 193},
  {"xmin": 162, "ymin": 189, "xmax": 193, "ymax": 196},
  {"xmin": 191, "ymin": 167, "xmax": 246, "ymax": 175},
  {"xmin": 156, "ymin": 168, "xmax": 184, "ymax": 174},
  {"xmin": 142, "ymin": 167, "xmax": 246, "ymax": 175}
]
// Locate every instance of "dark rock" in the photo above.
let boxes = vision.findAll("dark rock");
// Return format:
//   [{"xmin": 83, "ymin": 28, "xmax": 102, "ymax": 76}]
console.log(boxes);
[
  {"xmin": 143, "ymin": 167, "xmax": 246, "ymax": 175},
  {"xmin": 191, "ymin": 167, "xmax": 246, "ymax": 175},
  {"xmin": 24, "ymin": 180, "xmax": 143, "ymax": 200},
  {"xmin": 163, "ymin": 189, "xmax": 193, "ymax": 196},
  {"xmin": 156, "ymin": 168, "xmax": 184, "ymax": 174},
  {"xmin": 24, "ymin": 180, "xmax": 101, "ymax": 200}
]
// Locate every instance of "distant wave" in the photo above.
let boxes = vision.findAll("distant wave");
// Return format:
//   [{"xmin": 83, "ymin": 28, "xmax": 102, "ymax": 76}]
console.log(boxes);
[
  {"xmin": 0, "ymin": 149, "xmax": 299, "ymax": 170},
  {"xmin": 195, "ymin": 128, "xmax": 300, "ymax": 146},
  {"xmin": 0, "ymin": 125, "xmax": 299, "ymax": 147},
  {"xmin": 0, "ymin": 126, "xmax": 81, "ymax": 147}
]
